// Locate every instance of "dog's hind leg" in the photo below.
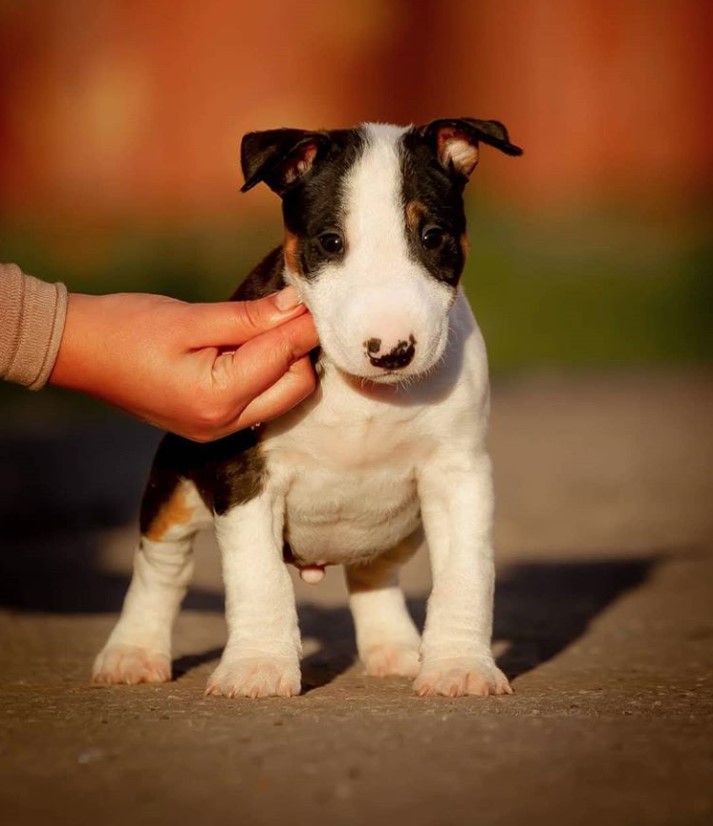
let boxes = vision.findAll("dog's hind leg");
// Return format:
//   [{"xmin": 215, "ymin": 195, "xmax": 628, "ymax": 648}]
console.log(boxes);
[
  {"xmin": 93, "ymin": 468, "xmax": 211, "ymax": 685},
  {"xmin": 346, "ymin": 532, "xmax": 423, "ymax": 678}
]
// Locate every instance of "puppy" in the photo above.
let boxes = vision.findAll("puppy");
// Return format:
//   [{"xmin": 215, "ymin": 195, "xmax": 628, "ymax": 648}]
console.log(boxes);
[{"xmin": 93, "ymin": 118, "xmax": 523, "ymax": 698}]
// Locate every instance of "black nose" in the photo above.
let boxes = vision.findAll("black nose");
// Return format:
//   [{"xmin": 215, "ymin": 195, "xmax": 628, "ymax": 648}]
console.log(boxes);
[{"xmin": 366, "ymin": 335, "xmax": 416, "ymax": 370}]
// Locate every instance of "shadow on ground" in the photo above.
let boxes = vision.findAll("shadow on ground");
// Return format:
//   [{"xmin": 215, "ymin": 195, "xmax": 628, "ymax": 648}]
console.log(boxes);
[
  {"xmin": 0, "ymin": 419, "xmax": 657, "ymax": 687},
  {"xmin": 0, "ymin": 520, "xmax": 656, "ymax": 687}
]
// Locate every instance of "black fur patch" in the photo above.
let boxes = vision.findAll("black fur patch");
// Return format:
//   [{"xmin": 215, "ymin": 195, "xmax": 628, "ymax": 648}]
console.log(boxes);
[
  {"xmin": 186, "ymin": 429, "xmax": 265, "ymax": 515},
  {"xmin": 280, "ymin": 128, "xmax": 366, "ymax": 279},
  {"xmin": 141, "ymin": 428, "xmax": 265, "ymax": 522},
  {"xmin": 399, "ymin": 119, "xmax": 522, "ymax": 287},
  {"xmin": 399, "ymin": 129, "xmax": 469, "ymax": 288}
]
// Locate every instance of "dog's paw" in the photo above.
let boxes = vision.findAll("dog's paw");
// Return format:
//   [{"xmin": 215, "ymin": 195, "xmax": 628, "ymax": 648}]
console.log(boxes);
[
  {"xmin": 362, "ymin": 642, "xmax": 421, "ymax": 678},
  {"xmin": 205, "ymin": 657, "xmax": 301, "ymax": 699},
  {"xmin": 414, "ymin": 658, "xmax": 513, "ymax": 698},
  {"xmin": 92, "ymin": 644, "xmax": 171, "ymax": 685}
]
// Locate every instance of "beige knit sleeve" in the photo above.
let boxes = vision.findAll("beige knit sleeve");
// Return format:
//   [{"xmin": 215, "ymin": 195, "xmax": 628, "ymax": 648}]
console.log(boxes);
[{"xmin": 0, "ymin": 263, "xmax": 68, "ymax": 390}]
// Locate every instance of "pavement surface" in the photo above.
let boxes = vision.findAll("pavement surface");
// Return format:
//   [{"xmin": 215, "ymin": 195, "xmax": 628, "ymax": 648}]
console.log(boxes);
[{"xmin": 1, "ymin": 369, "xmax": 712, "ymax": 826}]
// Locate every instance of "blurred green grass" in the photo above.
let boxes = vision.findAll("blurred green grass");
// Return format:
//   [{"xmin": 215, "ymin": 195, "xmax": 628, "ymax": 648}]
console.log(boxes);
[
  {"xmin": 465, "ymin": 203, "xmax": 712, "ymax": 370},
  {"xmin": 1, "ymin": 200, "xmax": 711, "ymax": 419}
]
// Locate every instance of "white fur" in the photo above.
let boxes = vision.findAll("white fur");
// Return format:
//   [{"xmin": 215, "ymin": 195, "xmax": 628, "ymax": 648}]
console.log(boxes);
[
  {"xmin": 94, "ymin": 123, "xmax": 511, "ymax": 698},
  {"xmin": 206, "ymin": 491, "xmax": 301, "ymax": 697}
]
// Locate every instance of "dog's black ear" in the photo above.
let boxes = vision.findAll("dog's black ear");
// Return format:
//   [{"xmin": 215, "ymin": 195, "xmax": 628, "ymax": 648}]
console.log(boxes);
[
  {"xmin": 240, "ymin": 128, "xmax": 328, "ymax": 195},
  {"xmin": 419, "ymin": 118, "xmax": 523, "ymax": 180}
]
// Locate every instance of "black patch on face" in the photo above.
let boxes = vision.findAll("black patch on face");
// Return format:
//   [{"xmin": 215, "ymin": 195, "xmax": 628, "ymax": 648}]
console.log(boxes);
[
  {"xmin": 281, "ymin": 128, "xmax": 367, "ymax": 279},
  {"xmin": 399, "ymin": 129, "xmax": 468, "ymax": 288}
]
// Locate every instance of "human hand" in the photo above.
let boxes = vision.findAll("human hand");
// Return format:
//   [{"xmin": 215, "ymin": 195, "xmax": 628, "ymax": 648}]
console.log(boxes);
[{"xmin": 50, "ymin": 286, "xmax": 318, "ymax": 441}]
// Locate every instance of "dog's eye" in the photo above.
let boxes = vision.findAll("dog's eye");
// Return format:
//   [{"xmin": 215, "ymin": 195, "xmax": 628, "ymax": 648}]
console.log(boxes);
[
  {"xmin": 317, "ymin": 232, "xmax": 344, "ymax": 256},
  {"xmin": 421, "ymin": 225, "xmax": 445, "ymax": 251}
]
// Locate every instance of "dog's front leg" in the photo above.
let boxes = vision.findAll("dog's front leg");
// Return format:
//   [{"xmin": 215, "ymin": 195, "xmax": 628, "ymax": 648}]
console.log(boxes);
[
  {"xmin": 415, "ymin": 452, "xmax": 512, "ymax": 697},
  {"xmin": 206, "ymin": 489, "xmax": 301, "ymax": 698}
]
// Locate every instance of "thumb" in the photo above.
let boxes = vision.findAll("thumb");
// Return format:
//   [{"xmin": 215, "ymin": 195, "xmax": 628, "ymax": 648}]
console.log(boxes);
[{"xmin": 187, "ymin": 286, "xmax": 307, "ymax": 347}]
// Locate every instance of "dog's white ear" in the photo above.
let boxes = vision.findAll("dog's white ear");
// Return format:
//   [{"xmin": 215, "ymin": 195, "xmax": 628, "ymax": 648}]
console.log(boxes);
[
  {"xmin": 241, "ymin": 128, "xmax": 327, "ymax": 195},
  {"xmin": 420, "ymin": 118, "xmax": 523, "ymax": 180}
]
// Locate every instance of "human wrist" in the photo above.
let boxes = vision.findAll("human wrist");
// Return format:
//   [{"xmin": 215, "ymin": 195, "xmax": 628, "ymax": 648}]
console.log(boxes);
[{"xmin": 49, "ymin": 293, "xmax": 106, "ymax": 393}]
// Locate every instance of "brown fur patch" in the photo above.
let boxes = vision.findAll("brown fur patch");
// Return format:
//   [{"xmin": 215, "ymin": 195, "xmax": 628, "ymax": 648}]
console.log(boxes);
[
  {"xmin": 405, "ymin": 200, "xmax": 427, "ymax": 232},
  {"xmin": 460, "ymin": 232, "xmax": 470, "ymax": 259},
  {"xmin": 283, "ymin": 231, "xmax": 302, "ymax": 275},
  {"xmin": 144, "ymin": 483, "xmax": 193, "ymax": 541}
]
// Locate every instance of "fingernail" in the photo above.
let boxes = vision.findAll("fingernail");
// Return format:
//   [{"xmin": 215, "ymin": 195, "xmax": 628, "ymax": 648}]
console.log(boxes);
[{"xmin": 275, "ymin": 285, "xmax": 302, "ymax": 311}]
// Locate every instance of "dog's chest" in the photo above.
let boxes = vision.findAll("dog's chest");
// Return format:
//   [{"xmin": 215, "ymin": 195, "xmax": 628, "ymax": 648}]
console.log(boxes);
[{"xmin": 263, "ymin": 380, "xmax": 435, "ymax": 564}]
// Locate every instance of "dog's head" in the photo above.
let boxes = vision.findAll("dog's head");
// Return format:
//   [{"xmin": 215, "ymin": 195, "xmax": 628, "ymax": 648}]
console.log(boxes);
[{"xmin": 241, "ymin": 119, "xmax": 522, "ymax": 384}]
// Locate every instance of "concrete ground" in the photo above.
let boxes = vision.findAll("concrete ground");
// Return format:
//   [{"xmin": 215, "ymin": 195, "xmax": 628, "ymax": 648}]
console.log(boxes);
[{"xmin": 1, "ymin": 369, "xmax": 712, "ymax": 825}]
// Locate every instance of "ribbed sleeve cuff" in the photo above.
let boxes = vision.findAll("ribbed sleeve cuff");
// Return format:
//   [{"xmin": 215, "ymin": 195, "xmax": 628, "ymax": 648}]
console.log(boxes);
[{"xmin": 0, "ymin": 263, "xmax": 69, "ymax": 390}]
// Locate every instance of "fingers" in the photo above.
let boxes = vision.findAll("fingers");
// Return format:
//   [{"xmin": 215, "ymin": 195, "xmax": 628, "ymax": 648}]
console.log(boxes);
[
  {"xmin": 186, "ymin": 312, "xmax": 318, "ymax": 441},
  {"xmin": 187, "ymin": 287, "xmax": 307, "ymax": 348},
  {"xmin": 218, "ymin": 313, "xmax": 319, "ymax": 401},
  {"xmin": 229, "ymin": 356, "xmax": 317, "ymax": 431}
]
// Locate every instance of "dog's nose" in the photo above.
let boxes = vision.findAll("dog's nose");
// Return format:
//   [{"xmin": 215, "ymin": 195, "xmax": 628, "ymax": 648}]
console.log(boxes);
[{"xmin": 366, "ymin": 335, "xmax": 416, "ymax": 370}]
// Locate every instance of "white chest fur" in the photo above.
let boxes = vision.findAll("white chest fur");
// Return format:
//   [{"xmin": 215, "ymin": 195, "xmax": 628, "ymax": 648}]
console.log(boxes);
[
  {"xmin": 267, "ymin": 394, "xmax": 428, "ymax": 564},
  {"xmin": 261, "ymin": 290, "xmax": 488, "ymax": 566}
]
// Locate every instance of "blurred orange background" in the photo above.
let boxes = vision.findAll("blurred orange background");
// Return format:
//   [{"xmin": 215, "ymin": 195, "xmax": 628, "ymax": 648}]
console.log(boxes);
[{"xmin": 1, "ymin": 0, "xmax": 712, "ymax": 370}]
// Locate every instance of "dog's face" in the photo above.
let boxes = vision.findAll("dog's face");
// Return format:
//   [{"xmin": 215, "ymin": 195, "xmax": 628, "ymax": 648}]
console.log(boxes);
[{"xmin": 241, "ymin": 119, "xmax": 522, "ymax": 384}]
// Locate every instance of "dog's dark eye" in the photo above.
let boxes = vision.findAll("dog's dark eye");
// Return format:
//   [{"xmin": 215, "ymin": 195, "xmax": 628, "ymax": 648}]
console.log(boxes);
[
  {"xmin": 317, "ymin": 232, "xmax": 344, "ymax": 256},
  {"xmin": 421, "ymin": 225, "xmax": 445, "ymax": 251}
]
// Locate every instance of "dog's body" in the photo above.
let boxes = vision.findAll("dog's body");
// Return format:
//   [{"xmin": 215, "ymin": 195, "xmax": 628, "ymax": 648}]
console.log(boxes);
[{"xmin": 93, "ymin": 119, "xmax": 522, "ymax": 697}]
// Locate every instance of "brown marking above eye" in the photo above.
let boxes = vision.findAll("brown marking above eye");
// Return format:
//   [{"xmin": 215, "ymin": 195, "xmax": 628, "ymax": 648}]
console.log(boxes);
[
  {"xmin": 144, "ymin": 484, "xmax": 194, "ymax": 542},
  {"xmin": 405, "ymin": 200, "xmax": 427, "ymax": 233},
  {"xmin": 283, "ymin": 231, "xmax": 303, "ymax": 275}
]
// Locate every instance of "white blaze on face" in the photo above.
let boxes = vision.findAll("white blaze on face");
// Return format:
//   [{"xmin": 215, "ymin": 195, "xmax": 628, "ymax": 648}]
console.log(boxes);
[{"xmin": 300, "ymin": 122, "xmax": 454, "ymax": 383}]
